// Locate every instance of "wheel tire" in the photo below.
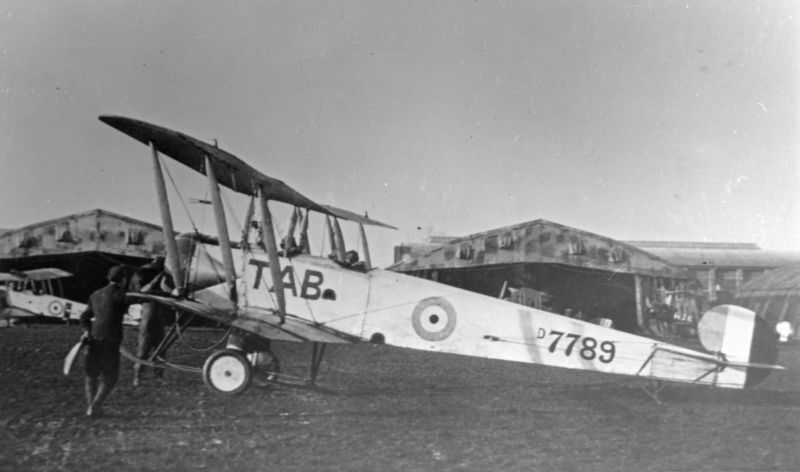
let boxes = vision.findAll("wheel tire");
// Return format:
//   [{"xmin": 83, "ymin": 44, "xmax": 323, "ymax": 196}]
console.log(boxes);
[{"xmin": 203, "ymin": 349, "xmax": 252, "ymax": 395}]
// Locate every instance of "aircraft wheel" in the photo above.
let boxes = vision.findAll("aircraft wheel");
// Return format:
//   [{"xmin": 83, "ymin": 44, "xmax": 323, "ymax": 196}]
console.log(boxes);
[{"xmin": 203, "ymin": 349, "xmax": 252, "ymax": 395}]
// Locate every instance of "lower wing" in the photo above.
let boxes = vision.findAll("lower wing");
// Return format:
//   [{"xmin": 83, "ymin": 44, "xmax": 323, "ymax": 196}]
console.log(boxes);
[{"xmin": 127, "ymin": 293, "xmax": 356, "ymax": 344}]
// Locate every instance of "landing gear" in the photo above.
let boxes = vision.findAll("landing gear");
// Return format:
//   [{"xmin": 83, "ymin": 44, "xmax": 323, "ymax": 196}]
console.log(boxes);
[
  {"xmin": 203, "ymin": 349, "xmax": 252, "ymax": 395},
  {"xmin": 249, "ymin": 350, "xmax": 281, "ymax": 384},
  {"xmin": 202, "ymin": 333, "xmax": 284, "ymax": 393},
  {"xmin": 199, "ymin": 335, "xmax": 327, "ymax": 394},
  {"xmin": 309, "ymin": 342, "xmax": 326, "ymax": 385}
]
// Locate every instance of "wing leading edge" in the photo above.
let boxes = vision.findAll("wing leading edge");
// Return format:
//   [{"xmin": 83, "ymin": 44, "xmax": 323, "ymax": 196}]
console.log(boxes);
[
  {"xmin": 99, "ymin": 115, "xmax": 394, "ymax": 228},
  {"xmin": 0, "ymin": 268, "xmax": 73, "ymax": 281},
  {"xmin": 128, "ymin": 293, "xmax": 355, "ymax": 344}
]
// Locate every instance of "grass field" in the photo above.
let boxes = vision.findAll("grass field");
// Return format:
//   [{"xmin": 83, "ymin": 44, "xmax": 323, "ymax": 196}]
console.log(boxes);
[{"xmin": 0, "ymin": 325, "xmax": 798, "ymax": 471}]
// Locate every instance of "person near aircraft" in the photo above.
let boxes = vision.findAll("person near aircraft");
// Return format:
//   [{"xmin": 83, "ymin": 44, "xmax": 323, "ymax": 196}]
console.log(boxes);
[
  {"xmin": 280, "ymin": 237, "xmax": 303, "ymax": 257},
  {"xmin": 340, "ymin": 250, "xmax": 367, "ymax": 271},
  {"xmin": 130, "ymin": 259, "xmax": 172, "ymax": 387},
  {"xmin": 95, "ymin": 115, "xmax": 785, "ymax": 400},
  {"xmin": 79, "ymin": 265, "xmax": 130, "ymax": 417}
]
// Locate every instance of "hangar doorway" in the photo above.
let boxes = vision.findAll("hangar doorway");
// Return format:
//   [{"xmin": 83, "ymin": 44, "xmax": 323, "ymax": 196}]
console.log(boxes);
[{"xmin": 429, "ymin": 263, "xmax": 638, "ymax": 333}]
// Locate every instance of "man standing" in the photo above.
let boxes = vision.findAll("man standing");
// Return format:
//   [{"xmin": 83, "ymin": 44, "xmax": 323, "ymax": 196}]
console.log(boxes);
[
  {"xmin": 131, "ymin": 263, "xmax": 172, "ymax": 387},
  {"xmin": 80, "ymin": 265, "xmax": 130, "ymax": 417}
]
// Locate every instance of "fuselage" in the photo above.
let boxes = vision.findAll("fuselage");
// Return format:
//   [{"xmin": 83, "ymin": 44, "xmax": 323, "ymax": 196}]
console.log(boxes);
[{"xmin": 189, "ymin": 243, "xmax": 752, "ymax": 389}]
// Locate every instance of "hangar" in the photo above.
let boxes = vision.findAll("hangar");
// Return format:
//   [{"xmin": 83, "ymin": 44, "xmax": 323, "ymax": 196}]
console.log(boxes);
[
  {"xmin": 734, "ymin": 265, "xmax": 800, "ymax": 337},
  {"xmin": 391, "ymin": 219, "xmax": 692, "ymax": 334},
  {"xmin": 0, "ymin": 209, "xmax": 165, "ymax": 302},
  {"xmin": 625, "ymin": 241, "xmax": 800, "ymax": 305}
]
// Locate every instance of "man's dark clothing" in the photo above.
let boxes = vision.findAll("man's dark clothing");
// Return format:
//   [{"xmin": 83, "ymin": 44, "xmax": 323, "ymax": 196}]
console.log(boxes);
[
  {"xmin": 137, "ymin": 302, "xmax": 170, "ymax": 354},
  {"xmin": 85, "ymin": 340, "xmax": 121, "ymax": 380},
  {"xmin": 79, "ymin": 280, "xmax": 129, "ymax": 416},
  {"xmin": 134, "ymin": 302, "xmax": 170, "ymax": 382},
  {"xmin": 80, "ymin": 282, "xmax": 128, "ymax": 343}
]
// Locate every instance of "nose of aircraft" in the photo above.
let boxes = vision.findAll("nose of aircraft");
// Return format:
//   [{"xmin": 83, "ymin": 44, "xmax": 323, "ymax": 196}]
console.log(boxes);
[{"xmin": 170, "ymin": 233, "xmax": 227, "ymax": 292}]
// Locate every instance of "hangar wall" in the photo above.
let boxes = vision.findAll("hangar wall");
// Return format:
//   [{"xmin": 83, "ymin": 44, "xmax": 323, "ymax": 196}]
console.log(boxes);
[
  {"xmin": 391, "ymin": 219, "xmax": 693, "ymax": 335},
  {"xmin": 0, "ymin": 209, "xmax": 164, "ymax": 259},
  {"xmin": 735, "ymin": 266, "xmax": 800, "ymax": 336},
  {"xmin": 0, "ymin": 209, "xmax": 165, "ymax": 301}
]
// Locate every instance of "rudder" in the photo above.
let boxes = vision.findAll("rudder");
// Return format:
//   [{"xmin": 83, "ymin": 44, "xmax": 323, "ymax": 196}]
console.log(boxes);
[{"xmin": 697, "ymin": 305, "xmax": 780, "ymax": 388}]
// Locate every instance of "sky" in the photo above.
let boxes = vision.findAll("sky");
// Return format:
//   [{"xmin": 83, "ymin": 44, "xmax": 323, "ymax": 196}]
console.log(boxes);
[{"xmin": 1, "ymin": 0, "xmax": 798, "ymax": 267}]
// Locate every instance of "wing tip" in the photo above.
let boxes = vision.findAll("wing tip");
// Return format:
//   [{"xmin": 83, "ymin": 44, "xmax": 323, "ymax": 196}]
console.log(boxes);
[{"xmin": 98, "ymin": 114, "xmax": 129, "ymax": 127}]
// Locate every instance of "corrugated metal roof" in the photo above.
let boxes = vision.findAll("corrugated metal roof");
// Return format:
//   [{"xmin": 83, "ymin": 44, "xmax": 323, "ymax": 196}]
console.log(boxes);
[
  {"xmin": 0, "ymin": 209, "xmax": 161, "ymax": 236},
  {"xmin": 626, "ymin": 244, "xmax": 800, "ymax": 268},
  {"xmin": 0, "ymin": 208, "xmax": 165, "ymax": 260},
  {"xmin": 627, "ymin": 241, "xmax": 761, "ymax": 250},
  {"xmin": 736, "ymin": 265, "xmax": 800, "ymax": 297},
  {"xmin": 391, "ymin": 218, "xmax": 685, "ymax": 278}
]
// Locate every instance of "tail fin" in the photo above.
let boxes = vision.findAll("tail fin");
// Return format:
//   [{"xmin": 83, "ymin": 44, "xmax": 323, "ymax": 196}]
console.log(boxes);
[{"xmin": 697, "ymin": 305, "xmax": 781, "ymax": 387}]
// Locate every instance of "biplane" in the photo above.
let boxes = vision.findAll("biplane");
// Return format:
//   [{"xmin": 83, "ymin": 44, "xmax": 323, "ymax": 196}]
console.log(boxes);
[
  {"xmin": 0, "ymin": 268, "xmax": 141, "ymax": 327},
  {"xmin": 97, "ymin": 115, "xmax": 783, "ymax": 401},
  {"xmin": 1, "ymin": 268, "xmax": 87, "ymax": 322}
]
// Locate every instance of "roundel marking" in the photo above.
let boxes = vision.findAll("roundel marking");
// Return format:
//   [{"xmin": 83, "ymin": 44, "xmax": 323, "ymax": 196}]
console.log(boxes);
[
  {"xmin": 48, "ymin": 300, "xmax": 65, "ymax": 317},
  {"xmin": 411, "ymin": 297, "xmax": 457, "ymax": 342}
]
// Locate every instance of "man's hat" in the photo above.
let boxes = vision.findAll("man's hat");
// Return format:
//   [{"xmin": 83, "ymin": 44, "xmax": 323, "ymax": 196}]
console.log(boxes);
[{"xmin": 107, "ymin": 265, "xmax": 126, "ymax": 283}]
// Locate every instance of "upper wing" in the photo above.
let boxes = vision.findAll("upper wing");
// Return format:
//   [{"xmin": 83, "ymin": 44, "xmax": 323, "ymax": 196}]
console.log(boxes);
[
  {"xmin": 0, "ymin": 268, "xmax": 73, "ymax": 281},
  {"xmin": 128, "ymin": 293, "xmax": 355, "ymax": 344},
  {"xmin": 323, "ymin": 205, "xmax": 397, "ymax": 229},
  {"xmin": 99, "ymin": 115, "xmax": 394, "ymax": 228},
  {"xmin": 0, "ymin": 307, "xmax": 38, "ymax": 319}
]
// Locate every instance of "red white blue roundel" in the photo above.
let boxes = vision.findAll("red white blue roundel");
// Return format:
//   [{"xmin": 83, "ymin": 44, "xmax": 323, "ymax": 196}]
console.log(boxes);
[{"xmin": 411, "ymin": 297, "xmax": 457, "ymax": 342}]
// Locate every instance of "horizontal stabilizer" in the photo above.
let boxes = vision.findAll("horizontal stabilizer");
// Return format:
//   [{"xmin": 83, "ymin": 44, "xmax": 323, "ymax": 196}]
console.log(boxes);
[{"xmin": 653, "ymin": 345, "xmax": 785, "ymax": 371}]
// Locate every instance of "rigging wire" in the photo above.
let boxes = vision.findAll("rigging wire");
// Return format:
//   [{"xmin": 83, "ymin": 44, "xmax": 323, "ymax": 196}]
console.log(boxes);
[
  {"xmin": 220, "ymin": 188, "xmax": 243, "ymax": 237},
  {"xmin": 160, "ymin": 157, "xmax": 199, "ymax": 234},
  {"xmin": 159, "ymin": 158, "xmax": 204, "ymax": 290},
  {"xmin": 173, "ymin": 311, "xmax": 233, "ymax": 353}
]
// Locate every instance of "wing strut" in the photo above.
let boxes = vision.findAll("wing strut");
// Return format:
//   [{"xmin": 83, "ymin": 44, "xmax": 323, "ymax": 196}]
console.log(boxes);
[
  {"xmin": 332, "ymin": 217, "xmax": 347, "ymax": 263},
  {"xmin": 325, "ymin": 216, "xmax": 337, "ymax": 258},
  {"xmin": 284, "ymin": 207, "xmax": 299, "ymax": 253},
  {"xmin": 358, "ymin": 223, "xmax": 372, "ymax": 270},
  {"xmin": 298, "ymin": 208, "xmax": 310, "ymax": 254},
  {"xmin": 204, "ymin": 155, "xmax": 238, "ymax": 305},
  {"xmin": 150, "ymin": 142, "xmax": 185, "ymax": 295},
  {"xmin": 257, "ymin": 186, "xmax": 286, "ymax": 323},
  {"xmin": 241, "ymin": 196, "xmax": 255, "ymax": 247}
]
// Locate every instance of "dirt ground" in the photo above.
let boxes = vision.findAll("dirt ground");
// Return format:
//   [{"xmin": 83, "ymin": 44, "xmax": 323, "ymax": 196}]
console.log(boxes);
[{"xmin": 0, "ymin": 325, "xmax": 798, "ymax": 472}]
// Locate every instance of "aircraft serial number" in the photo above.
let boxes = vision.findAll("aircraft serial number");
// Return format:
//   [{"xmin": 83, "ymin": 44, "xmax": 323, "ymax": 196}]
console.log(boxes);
[{"xmin": 545, "ymin": 330, "xmax": 615, "ymax": 363}]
